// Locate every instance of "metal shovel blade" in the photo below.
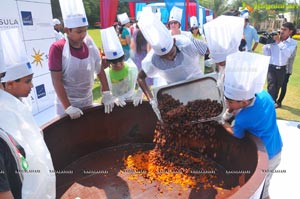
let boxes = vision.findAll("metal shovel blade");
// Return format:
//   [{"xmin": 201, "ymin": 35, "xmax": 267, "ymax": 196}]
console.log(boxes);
[
  {"xmin": 191, "ymin": 116, "xmax": 222, "ymax": 124},
  {"xmin": 154, "ymin": 74, "xmax": 225, "ymax": 123}
]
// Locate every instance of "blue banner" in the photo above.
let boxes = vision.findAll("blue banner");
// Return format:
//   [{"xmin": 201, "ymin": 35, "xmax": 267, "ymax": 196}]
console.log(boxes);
[{"xmin": 164, "ymin": 0, "xmax": 187, "ymax": 30}]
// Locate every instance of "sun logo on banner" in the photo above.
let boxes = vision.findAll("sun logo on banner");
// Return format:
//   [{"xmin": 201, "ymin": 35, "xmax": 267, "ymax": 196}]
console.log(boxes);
[{"xmin": 31, "ymin": 48, "xmax": 45, "ymax": 67}]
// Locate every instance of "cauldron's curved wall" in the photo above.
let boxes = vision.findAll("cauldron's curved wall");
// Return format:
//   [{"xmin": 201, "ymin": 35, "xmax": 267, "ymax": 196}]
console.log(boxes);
[
  {"xmin": 42, "ymin": 102, "xmax": 157, "ymax": 170},
  {"xmin": 42, "ymin": 102, "xmax": 268, "ymax": 199}
]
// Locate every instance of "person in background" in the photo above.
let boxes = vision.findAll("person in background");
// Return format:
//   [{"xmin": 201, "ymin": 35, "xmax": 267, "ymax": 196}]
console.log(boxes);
[
  {"xmin": 190, "ymin": 16, "xmax": 205, "ymax": 73},
  {"xmin": 131, "ymin": 12, "xmax": 152, "ymax": 86},
  {"xmin": 137, "ymin": 12, "xmax": 208, "ymax": 120},
  {"xmin": 190, "ymin": 17, "xmax": 202, "ymax": 40},
  {"xmin": 263, "ymin": 22, "xmax": 297, "ymax": 108},
  {"xmin": 0, "ymin": 28, "xmax": 55, "ymax": 199},
  {"xmin": 117, "ymin": 12, "xmax": 131, "ymax": 61},
  {"xmin": 222, "ymin": 9, "xmax": 247, "ymax": 53},
  {"xmin": 167, "ymin": 6, "xmax": 192, "ymax": 38},
  {"xmin": 101, "ymin": 27, "xmax": 143, "ymax": 107},
  {"xmin": 52, "ymin": 18, "xmax": 64, "ymax": 41},
  {"xmin": 242, "ymin": 14, "xmax": 259, "ymax": 52},
  {"xmin": 49, "ymin": 0, "xmax": 116, "ymax": 119},
  {"xmin": 275, "ymin": 28, "xmax": 297, "ymax": 108},
  {"xmin": 222, "ymin": 51, "xmax": 282, "ymax": 199}
]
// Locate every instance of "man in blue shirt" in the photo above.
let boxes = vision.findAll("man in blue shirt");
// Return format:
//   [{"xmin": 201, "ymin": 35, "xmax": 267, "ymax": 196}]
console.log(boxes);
[
  {"xmin": 263, "ymin": 22, "xmax": 297, "ymax": 107},
  {"xmin": 244, "ymin": 18, "xmax": 259, "ymax": 52}
]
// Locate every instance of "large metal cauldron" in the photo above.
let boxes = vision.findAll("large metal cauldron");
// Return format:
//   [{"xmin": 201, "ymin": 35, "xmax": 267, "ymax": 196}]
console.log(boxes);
[{"xmin": 42, "ymin": 102, "xmax": 268, "ymax": 199}]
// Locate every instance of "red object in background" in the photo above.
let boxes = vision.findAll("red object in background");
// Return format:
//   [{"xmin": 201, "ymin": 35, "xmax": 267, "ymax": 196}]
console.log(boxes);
[
  {"xmin": 185, "ymin": 0, "xmax": 189, "ymax": 30},
  {"xmin": 205, "ymin": 9, "xmax": 210, "ymax": 17},
  {"xmin": 100, "ymin": 0, "xmax": 118, "ymax": 28},
  {"xmin": 188, "ymin": 2, "xmax": 197, "ymax": 17},
  {"xmin": 128, "ymin": 2, "xmax": 135, "ymax": 20}
]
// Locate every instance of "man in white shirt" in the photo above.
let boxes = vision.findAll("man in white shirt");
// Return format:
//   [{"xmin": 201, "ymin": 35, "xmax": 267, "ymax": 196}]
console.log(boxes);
[{"xmin": 263, "ymin": 22, "xmax": 297, "ymax": 107}]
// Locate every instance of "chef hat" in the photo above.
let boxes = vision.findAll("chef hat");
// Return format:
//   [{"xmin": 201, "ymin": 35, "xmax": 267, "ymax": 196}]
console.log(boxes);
[
  {"xmin": 136, "ymin": 11, "xmax": 142, "ymax": 21},
  {"xmin": 142, "ymin": 6, "xmax": 153, "ymax": 14},
  {"xmin": 59, "ymin": 0, "xmax": 88, "ymax": 28},
  {"xmin": 52, "ymin": 18, "xmax": 61, "ymax": 26},
  {"xmin": 138, "ymin": 11, "xmax": 173, "ymax": 56},
  {"xmin": 190, "ymin": 16, "xmax": 198, "ymax": 28},
  {"xmin": 169, "ymin": 6, "xmax": 182, "ymax": 24},
  {"xmin": 117, "ymin": 13, "xmax": 130, "ymax": 25},
  {"xmin": 0, "ymin": 28, "xmax": 33, "ymax": 82},
  {"xmin": 204, "ymin": 15, "xmax": 244, "ymax": 63},
  {"xmin": 155, "ymin": 8, "xmax": 162, "ymax": 21},
  {"xmin": 240, "ymin": 9, "xmax": 249, "ymax": 19},
  {"xmin": 224, "ymin": 52, "xmax": 270, "ymax": 101},
  {"xmin": 101, "ymin": 27, "xmax": 124, "ymax": 60},
  {"xmin": 206, "ymin": 15, "xmax": 213, "ymax": 22}
]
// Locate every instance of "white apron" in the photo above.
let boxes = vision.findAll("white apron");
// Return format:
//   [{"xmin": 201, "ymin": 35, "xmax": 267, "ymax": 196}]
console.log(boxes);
[
  {"xmin": 0, "ymin": 89, "xmax": 56, "ymax": 199},
  {"xmin": 157, "ymin": 50, "xmax": 201, "ymax": 83},
  {"xmin": 142, "ymin": 35, "xmax": 203, "ymax": 84},
  {"xmin": 105, "ymin": 58, "xmax": 138, "ymax": 99},
  {"xmin": 55, "ymin": 35, "xmax": 100, "ymax": 114},
  {"xmin": 146, "ymin": 50, "xmax": 202, "ymax": 84}
]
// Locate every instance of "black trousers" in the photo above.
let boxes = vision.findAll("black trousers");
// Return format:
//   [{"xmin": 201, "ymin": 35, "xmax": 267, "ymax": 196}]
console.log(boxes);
[
  {"xmin": 267, "ymin": 65, "xmax": 286, "ymax": 102},
  {"xmin": 277, "ymin": 73, "xmax": 291, "ymax": 104}
]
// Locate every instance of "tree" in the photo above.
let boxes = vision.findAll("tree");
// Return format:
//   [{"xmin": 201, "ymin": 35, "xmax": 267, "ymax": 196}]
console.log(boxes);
[
  {"xmin": 51, "ymin": 0, "xmax": 61, "ymax": 20},
  {"xmin": 228, "ymin": 0, "xmax": 287, "ymax": 30},
  {"xmin": 51, "ymin": 0, "xmax": 100, "ymax": 27},
  {"xmin": 290, "ymin": 0, "xmax": 300, "ymax": 28},
  {"xmin": 84, "ymin": 0, "xmax": 101, "ymax": 25},
  {"xmin": 199, "ymin": 0, "xmax": 229, "ymax": 16},
  {"xmin": 117, "ymin": 2, "xmax": 130, "ymax": 16}
]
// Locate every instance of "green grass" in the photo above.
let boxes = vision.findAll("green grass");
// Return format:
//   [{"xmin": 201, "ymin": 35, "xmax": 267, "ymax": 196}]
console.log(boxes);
[
  {"xmin": 88, "ymin": 29, "xmax": 102, "ymax": 48},
  {"xmin": 88, "ymin": 28, "xmax": 300, "ymax": 121},
  {"xmin": 89, "ymin": 29, "xmax": 104, "ymax": 104},
  {"xmin": 92, "ymin": 78, "xmax": 101, "ymax": 104},
  {"xmin": 255, "ymin": 41, "xmax": 300, "ymax": 122}
]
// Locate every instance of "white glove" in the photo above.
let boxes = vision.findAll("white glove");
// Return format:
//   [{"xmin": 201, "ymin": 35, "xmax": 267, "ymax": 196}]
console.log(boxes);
[
  {"xmin": 149, "ymin": 99, "xmax": 162, "ymax": 121},
  {"xmin": 218, "ymin": 117, "xmax": 225, "ymax": 125},
  {"xmin": 65, "ymin": 106, "xmax": 83, "ymax": 119},
  {"xmin": 114, "ymin": 96, "xmax": 126, "ymax": 107},
  {"xmin": 133, "ymin": 89, "xmax": 143, "ymax": 107},
  {"xmin": 102, "ymin": 91, "xmax": 115, "ymax": 114},
  {"xmin": 222, "ymin": 109, "xmax": 234, "ymax": 122}
]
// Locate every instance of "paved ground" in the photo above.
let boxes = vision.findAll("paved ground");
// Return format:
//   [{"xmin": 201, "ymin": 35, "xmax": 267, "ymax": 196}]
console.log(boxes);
[{"xmin": 269, "ymin": 120, "xmax": 300, "ymax": 199}]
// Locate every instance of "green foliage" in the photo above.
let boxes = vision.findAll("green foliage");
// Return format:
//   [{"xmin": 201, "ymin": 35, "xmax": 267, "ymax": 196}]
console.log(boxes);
[
  {"xmin": 51, "ymin": 0, "xmax": 61, "ymax": 19},
  {"xmin": 84, "ymin": 0, "xmax": 100, "ymax": 25},
  {"xmin": 117, "ymin": 2, "xmax": 130, "ymax": 21},
  {"xmin": 292, "ymin": 2, "xmax": 300, "ymax": 28},
  {"xmin": 51, "ymin": 0, "xmax": 100, "ymax": 27},
  {"xmin": 200, "ymin": 0, "xmax": 229, "ymax": 16},
  {"xmin": 228, "ymin": 0, "xmax": 300, "ymax": 30},
  {"xmin": 229, "ymin": 0, "xmax": 300, "ymax": 28}
]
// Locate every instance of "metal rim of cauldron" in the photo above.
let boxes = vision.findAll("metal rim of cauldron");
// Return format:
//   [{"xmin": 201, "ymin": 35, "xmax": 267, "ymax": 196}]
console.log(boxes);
[{"xmin": 42, "ymin": 102, "xmax": 269, "ymax": 198}]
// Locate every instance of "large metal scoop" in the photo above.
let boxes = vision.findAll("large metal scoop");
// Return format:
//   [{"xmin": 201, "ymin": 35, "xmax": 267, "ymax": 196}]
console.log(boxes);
[{"xmin": 154, "ymin": 73, "xmax": 225, "ymax": 123}]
